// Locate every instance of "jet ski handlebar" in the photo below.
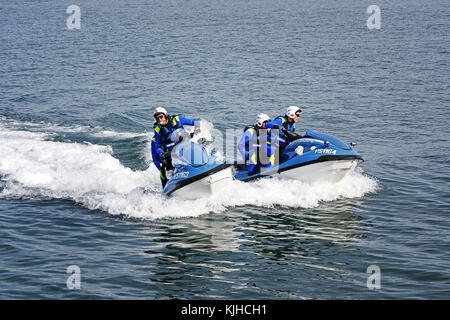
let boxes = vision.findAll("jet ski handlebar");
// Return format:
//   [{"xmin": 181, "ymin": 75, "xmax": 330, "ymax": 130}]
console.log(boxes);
[
  {"xmin": 285, "ymin": 130, "xmax": 304, "ymax": 141},
  {"xmin": 161, "ymin": 127, "xmax": 203, "ymax": 161},
  {"xmin": 271, "ymin": 125, "xmax": 303, "ymax": 141},
  {"xmin": 190, "ymin": 126, "xmax": 201, "ymax": 138}
]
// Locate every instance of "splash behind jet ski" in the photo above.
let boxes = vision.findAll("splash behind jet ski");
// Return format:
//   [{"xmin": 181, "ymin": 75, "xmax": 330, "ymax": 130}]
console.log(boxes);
[
  {"xmin": 234, "ymin": 130, "xmax": 363, "ymax": 183},
  {"xmin": 162, "ymin": 131, "xmax": 233, "ymax": 199}
]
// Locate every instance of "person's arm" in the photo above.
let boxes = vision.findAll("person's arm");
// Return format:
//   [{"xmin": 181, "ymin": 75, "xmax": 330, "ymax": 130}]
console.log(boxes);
[
  {"xmin": 239, "ymin": 129, "xmax": 254, "ymax": 160},
  {"xmin": 177, "ymin": 116, "xmax": 200, "ymax": 127},
  {"xmin": 153, "ymin": 128, "xmax": 165, "ymax": 156},
  {"xmin": 265, "ymin": 118, "xmax": 283, "ymax": 130},
  {"xmin": 238, "ymin": 132, "xmax": 247, "ymax": 159},
  {"xmin": 150, "ymin": 138, "xmax": 161, "ymax": 170}
]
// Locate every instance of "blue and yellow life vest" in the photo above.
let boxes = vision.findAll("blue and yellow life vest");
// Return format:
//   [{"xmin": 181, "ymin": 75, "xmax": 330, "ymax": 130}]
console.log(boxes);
[
  {"xmin": 154, "ymin": 115, "xmax": 184, "ymax": 151},
  {"xmin": 243, "ymin": 126, "xmax": 276, "ymax": 168},
  {"xmin": 275, "ymin": 115, "xmax": 295, "ymax": 133}
]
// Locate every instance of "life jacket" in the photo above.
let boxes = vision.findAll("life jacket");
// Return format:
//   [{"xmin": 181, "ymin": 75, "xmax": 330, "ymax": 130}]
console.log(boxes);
[
  {"xmin": 154, "ymin": 115, "xmax": 183, "ymax": 151},
  {"xmin": 273, "ymin": 115, "xmax": 295, "ymax": 148},
  {"xmin": 241, "ymin": 125, "xmax": 272, "ymax": 159},
  {"xmin": 243, "ymin": 125, "xmax": 259, "ymax": 146},
  {"xmin": 241, "ymin": 125, "xmax": 277, "ymax": 169},
  {"xmin": 274, "ymin": 115, "xmax": 295, "ymax": 133}
]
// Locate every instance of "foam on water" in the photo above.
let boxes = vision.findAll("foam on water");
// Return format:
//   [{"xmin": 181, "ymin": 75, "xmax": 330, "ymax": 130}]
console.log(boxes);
[
  {"xmin": 0, "ymin": 115, "xmax": 149, "ymax": 139},
  {"xmin": 0, "ymin": 119, "xmax": 378, "ymax": 220}
]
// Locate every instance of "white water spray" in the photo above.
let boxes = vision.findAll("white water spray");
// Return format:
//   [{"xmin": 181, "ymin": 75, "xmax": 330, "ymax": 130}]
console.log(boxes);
[{"xmin": 0, "ymin": 119, "xmax": 378, "ymax": 219}]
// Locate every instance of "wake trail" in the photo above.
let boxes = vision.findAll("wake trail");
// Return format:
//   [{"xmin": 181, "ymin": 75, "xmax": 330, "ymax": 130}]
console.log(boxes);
[{"xmin": 0, "ymin": 119, "xmax": 379, "ymax": 219}]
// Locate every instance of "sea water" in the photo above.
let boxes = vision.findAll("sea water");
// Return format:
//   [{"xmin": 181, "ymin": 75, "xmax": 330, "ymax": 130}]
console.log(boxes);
[{"xmin": 0, "ymin": 0, "xmax": 449, "ymax": 299}]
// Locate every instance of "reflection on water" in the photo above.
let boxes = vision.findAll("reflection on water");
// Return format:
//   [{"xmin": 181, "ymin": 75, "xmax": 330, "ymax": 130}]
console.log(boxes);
[{"xmin": 140, "ymin": 199, "xmax": 366, "ymax": 299}]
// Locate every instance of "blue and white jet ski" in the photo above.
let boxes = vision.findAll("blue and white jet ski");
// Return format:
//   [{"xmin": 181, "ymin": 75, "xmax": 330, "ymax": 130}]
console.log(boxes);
[
  {"xmin": 163, "ymin": 135, "xmax": 233, "ymax": 200},
  {"xmin": 234, "ymin": 130, "xmax": 363, "ymax": 183}
]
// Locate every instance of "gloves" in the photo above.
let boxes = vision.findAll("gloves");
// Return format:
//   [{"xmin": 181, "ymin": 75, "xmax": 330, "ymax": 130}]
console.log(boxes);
[
  {"xmin": 189, "ymin": 121, "xmax": 201, "ymax": 137},
  {"xmin": 273, "ymin": 125, "xmax": 287, "ymax": 132},
  {"xmin": 160, "ymin": 151, "xmax": 170, "ymax": 161}
]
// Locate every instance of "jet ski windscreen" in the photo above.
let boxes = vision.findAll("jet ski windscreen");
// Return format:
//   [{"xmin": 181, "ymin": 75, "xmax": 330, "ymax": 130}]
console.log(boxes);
[{"xmin": 173, "ymin": 141, "xmax": 208, "ymax": 167}]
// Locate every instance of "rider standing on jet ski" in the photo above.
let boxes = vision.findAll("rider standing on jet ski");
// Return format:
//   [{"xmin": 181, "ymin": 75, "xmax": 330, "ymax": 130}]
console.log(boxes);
[
  {"xmin": 151, "ymin": 106, "xmax": 201, "ymax": 188},
  {"xmin": 265, "ymin": 106, "xmax": 302, "ymax": 153},
  {"xmin": 239, "ymin": 113, "xmax": 277, "ymax": 176}
]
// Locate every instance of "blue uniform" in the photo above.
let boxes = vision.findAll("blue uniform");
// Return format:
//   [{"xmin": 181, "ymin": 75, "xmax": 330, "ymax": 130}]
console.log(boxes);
[
  {"xmin": 239, "ymin": 126, "xmax": 276, "ymax": 175},
  {"xmin": 150, "ymin": 138, "xmax": 161, "ymax": 170},
  {"xmin": 152, "ymin": 115, "xmax": 200, "ymax": 187},
  {"xmin": 265, "ymin": 115, "xmax": 296, "ymax": 150}
]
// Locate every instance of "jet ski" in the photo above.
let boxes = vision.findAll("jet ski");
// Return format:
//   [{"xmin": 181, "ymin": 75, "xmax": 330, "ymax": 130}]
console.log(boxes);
[
  {"xmin": 234, "ymin": 130, "xmax": 363, "ymax": 183},
  {"xmin": 162, "ymin": 130, "xmax": 233, "ymax": 199}
]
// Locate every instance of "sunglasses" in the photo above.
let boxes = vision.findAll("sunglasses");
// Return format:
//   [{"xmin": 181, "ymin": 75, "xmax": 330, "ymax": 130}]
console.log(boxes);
[
  {"xmin": 295, "ymin": 112, "xmax": 301, "ymax": 117},
  {"xmin": 155, "ymin": 114, "xmax": 165, "ymax": 120}
]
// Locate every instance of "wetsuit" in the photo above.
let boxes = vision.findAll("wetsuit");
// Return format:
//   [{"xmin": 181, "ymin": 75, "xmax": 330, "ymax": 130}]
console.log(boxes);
[
  {"xmin": 239, "ymin": 125, "xmax": 276, "ymax": 176},
  {"xmin": 265, "ymin": 115, "xmax": 296, "ymax": 151},
  {"xmin": 152, "ymin": 115, "xmax": 200, "ymax": 187}
]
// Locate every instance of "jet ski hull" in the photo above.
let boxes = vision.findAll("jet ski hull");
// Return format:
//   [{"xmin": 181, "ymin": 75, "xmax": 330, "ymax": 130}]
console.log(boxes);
[
  {"xmin": 234, "ymin": 130, "xmax": 364, "ymax": 183},
  {"xmin": 165, "ymin": 164, "xmax": 233, "ymax": 200},
  {"xmin": 278, "ymin": 156, "xmax": 362, "ymax": 183},
  {"xmin": 162, "ymin": 137, "xmax": 234, "ymax": 200}
]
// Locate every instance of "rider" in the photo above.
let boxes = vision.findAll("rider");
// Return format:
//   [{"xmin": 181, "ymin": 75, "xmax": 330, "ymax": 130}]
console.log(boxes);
[
  {"xmin": 239, "ymin": 113, "xmax": 277, "ymax": 176},
  {"xmin": 265, "ymin": 106, "xmax": 302, "ymax": 152},
  {"xmin": 151, "ymin": 106, "xmax": 201, "ymax": 188}
]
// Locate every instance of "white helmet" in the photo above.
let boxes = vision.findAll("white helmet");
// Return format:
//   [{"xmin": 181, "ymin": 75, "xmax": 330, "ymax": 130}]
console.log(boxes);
[
  {"xmin": 154, "ymin": 106, "xmax": 168, "ymax": 119},
  {"xmin": 286, "ymin": 106, "xmax": 301, "ymax": 119},
  {"xmin": 255, "ymin": 113, "xmax": 271, "ymax": 127}
]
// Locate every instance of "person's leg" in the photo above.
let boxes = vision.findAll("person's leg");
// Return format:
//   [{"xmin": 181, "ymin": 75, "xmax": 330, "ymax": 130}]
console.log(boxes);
[
  {"xmin": 248, "ymin": 152, "xmax": 258, "ymax": 175},
  {"xmin": 266, "ymin": 153, "xmax": 275, "ymax": 170},
  {"xmin": 261, "ymin": 145, "xmax": 275, "ymax": 173},
  {"xmin": 160, "ymin": 166, "xmax": 167, "ymax": 188},
  {"xmin": 160, "ymin": 159, "xmax": 174, "ymax": 188}
]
